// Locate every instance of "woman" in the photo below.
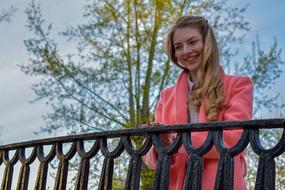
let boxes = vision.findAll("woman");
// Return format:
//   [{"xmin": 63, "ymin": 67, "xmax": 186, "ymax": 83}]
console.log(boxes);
[{"xmin": 143, "ymin": 16, "xmax": 253, "ymax": 189}]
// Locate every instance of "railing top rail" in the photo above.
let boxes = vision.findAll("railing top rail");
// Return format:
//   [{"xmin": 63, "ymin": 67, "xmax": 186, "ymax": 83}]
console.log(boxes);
[{"xmin": 0, "ymin": 118, "xmax": 284, "ymax": 150}]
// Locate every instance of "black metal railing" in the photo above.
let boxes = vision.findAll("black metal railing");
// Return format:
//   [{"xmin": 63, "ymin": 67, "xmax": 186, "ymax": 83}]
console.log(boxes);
[{"xmin": 0, "ymin": 119, "xmax": 285, "ymax": 190}]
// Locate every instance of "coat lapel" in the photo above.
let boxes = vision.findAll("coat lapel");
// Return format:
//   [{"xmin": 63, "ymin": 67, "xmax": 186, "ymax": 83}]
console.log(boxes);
[{"xmin": 174, "ymin": 71, "xmax": 189, "ymax": 124}]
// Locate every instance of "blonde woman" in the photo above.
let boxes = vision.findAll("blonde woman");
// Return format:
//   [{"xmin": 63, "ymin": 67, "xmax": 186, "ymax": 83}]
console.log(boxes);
[{"xmin": 143, "ymin": 16, "xmax": 253, "ymax": 189}]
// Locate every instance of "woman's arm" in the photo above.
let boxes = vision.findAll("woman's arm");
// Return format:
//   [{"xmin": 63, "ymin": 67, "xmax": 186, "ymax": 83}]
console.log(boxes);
[{"xmin": 142, "ymin": 91, "xmax": 164, "ymax": 169}]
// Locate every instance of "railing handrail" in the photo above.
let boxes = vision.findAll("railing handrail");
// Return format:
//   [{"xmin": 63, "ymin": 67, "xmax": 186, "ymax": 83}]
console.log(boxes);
[
  {"xmin": 0, "ymin": 118, "xmax": 284, "ymax": 150},
  {"xmin": 1, "ymin": 118, "xmax": 285, "ymax": 190}
]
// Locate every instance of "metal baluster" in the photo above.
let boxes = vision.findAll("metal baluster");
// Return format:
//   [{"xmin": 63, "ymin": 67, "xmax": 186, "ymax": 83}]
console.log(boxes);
[
  {"xmin": 1, "ymin": 149, "xmax": 19, "ymax": 190},
  {"xmin": 122, "ymin": 135, "xmax": 152, "ymax": 190},
  {"xmin": 75, "ymin": 139, "xmax": 99, "ymax": 190},
  {"xmin": 214, "ymin": 128, "xmax": 249, "ymax": 190},
  {"xmin": 53, "ymin": 142, "xmax": 77, "ymax": 190},
  {"xmin": 35, "ymin": 144, "xmax": 56, "ymax": 190},
  {"xmin": 98, "ymin": 137, "xmax": 124, "ymax": 190},
  {"xmin": 182, "ymin": 130, "xmax": 214, "ymax": 190},
  {"xmin": 250, "ymin": 128, "xmax": 285, "ymax": 190},
  {"xmin": 16, "ymin": 147, "xmax": 37, "ymax": 190},
  {"xmin": 151, "ymin": 131, "xmax": 182, "ymax": 190}
]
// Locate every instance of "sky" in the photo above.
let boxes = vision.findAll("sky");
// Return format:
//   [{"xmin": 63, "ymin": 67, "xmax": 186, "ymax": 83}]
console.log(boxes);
[{"xmin": 0, "ymin": 0, "xmax": 285, "ymax": 145}]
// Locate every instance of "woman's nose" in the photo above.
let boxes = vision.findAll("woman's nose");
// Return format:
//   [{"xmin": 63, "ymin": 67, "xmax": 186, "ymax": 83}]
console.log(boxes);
[{"xmin": 182, "ymin": 44, "xmax": 192, "ymax": 54}]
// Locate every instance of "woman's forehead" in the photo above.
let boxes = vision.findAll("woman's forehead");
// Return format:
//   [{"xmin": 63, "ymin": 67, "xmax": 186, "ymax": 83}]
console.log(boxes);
[{"xmin": 173, "ymin": 27, "xmax": 202, "ymax": 43}]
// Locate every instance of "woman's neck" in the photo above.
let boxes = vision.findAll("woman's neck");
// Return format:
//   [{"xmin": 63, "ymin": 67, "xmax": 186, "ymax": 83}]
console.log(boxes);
[{"xmin": 189, "ymin": 72, "xmax": 198, "ymax": 83}]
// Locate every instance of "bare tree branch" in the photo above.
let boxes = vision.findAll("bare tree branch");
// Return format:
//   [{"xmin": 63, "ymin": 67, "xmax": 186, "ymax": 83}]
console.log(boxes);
[{"xmin": 0, "ymin": 6, "xmax": 17, "ymax": 23}]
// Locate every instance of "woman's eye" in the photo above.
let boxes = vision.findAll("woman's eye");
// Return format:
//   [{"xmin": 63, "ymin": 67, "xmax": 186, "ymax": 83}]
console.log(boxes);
[
  {"xmin": 175, "ymin": 46, "xmax": 182, "ymax": 50},
  {"xmin": 190, "ymin": 40, "xmax": 198, "ymax": 45}
]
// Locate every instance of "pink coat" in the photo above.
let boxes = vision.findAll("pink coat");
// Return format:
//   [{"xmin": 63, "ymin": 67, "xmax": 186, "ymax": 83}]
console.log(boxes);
[{"xmin": 143, "ymin": 71, "xmax": 253, "ymax": 190}]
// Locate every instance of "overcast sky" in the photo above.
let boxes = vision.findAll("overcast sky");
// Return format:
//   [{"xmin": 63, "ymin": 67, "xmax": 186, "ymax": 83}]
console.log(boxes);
[{"xmin": 0, "ymin": 0, "xmax": 285, "ymax": 145}]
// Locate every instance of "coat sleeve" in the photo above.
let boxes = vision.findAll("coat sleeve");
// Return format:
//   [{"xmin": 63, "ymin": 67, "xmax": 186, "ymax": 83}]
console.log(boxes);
[
  {"xmin": 142, "ymin": 91, "xmax": 164, "ymax": 169},
  {"xmin": 192, "ymin": 76, "xmax": 253, "ymax": 159}
]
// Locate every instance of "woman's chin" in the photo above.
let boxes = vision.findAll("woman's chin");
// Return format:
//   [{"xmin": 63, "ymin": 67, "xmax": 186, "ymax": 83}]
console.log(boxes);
[{"xmin": 185, "ymin": 63, "xmax": 199, "ymax": 73}]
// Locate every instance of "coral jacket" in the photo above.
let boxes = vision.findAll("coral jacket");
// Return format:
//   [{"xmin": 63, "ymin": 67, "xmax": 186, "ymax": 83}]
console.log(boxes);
[{"xmin": 143, "ymin": 70, "xmax": 253, "ymax": 190}]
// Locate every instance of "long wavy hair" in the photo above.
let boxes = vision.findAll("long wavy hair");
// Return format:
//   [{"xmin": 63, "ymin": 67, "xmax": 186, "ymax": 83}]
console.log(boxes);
[{"xmin": 166, "ymin": 15, "xmax": 224, "ymax": 121}]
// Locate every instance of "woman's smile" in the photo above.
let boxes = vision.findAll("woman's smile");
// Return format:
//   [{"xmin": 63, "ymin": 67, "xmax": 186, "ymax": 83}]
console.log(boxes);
[{"xmin": 184, "ymin": 54, "xmax": 199, "ymax": 62}]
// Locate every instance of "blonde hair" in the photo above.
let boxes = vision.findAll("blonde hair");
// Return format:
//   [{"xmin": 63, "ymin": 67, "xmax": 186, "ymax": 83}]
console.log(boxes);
[{"xmin": 166, "ymin": 15, "xmax": 224, "ymax": 121}]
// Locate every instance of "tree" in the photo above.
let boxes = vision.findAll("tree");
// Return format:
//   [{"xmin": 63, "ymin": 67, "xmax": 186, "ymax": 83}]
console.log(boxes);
[
  {"xmin": 0, "ymin": 6, "xmax": 17, "ymax": 23},
  {"xmin": 21, "ymin": 0, "xmax": 284, "ymax": 189},
  {"xmin": 238, "ymin": 35, "xmax": 285, "ymax": 115},
  {"xmin": 22, "ymin": 0, "xmax": 252, "ymax": 133}
]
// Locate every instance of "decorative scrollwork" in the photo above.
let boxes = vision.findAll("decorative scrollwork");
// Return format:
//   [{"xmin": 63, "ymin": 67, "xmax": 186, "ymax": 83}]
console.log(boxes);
[
  {"xmin": 151, "ymin": 132, "xmax": 182, "ymax": 190},
  {"xmin": 122, "ymin": 135, "xmax": 152, "ymax": 190},
  {"xmin": 54, "ymin": 142, "xmax": 77, "ymax": 190},
  {"xmin": 182, "ymin": 130, "xmax": 214, "ymax": 190},
  {"xmin": 98, "ymin": 137, "xmax": 125, "ymax": 190},
  {"xmin": 250, "ymin": 128, "xmax": 285, "ymax": 190},
  {"xmin": 75, "ymin": 139, "xmax": 100, "ymax": 190},
  {"xmin": 213, "ymin": 129, "xmax": 250, "ymax": 190},
  {"xmin": 35, "ymin": 144, "xmax": 56, "ymax": 190}
]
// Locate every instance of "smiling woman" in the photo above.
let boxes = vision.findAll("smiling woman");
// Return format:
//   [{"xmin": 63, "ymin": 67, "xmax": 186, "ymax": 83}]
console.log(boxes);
[
  {"xmin": 172, "ymin": 27, "xmax": 204, "ymax": 79},
  {"xmin": 166, "ymin": 16, "xmax": 225, "ymax": 123},
  {"xmin": 143, "ymin": 15, "xmax": 253, "ymax": 190}
]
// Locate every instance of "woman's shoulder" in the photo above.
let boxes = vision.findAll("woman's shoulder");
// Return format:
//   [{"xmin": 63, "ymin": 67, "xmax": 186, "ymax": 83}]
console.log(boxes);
[
  {"xmin": 222, "ymin": 73, "xmax": 253, "ymax": 99},
  {"xmin": 223, "ymin": 73, "xmax": 253, "ymax": 86},
  {"xmin": 158, "ymin": 86, "xmax": 176, "ymax": 102},
  {"xmin": 161, "ymin": 86, "xmax": 175, "ymax": 93}
]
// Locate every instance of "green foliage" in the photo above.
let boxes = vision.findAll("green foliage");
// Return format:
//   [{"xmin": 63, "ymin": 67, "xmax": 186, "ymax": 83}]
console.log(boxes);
[{"xmin": 237, "ymin": 35, "xmax": 285, "ymax": 115}]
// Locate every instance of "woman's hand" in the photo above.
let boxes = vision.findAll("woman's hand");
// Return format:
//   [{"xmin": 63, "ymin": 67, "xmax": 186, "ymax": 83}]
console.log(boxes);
[
  {"xmin": 138, "ymin": 122, "xmax": 175, "ymax": 147},
  {"xmin": 160, "ymin": 133, "xmax": 175, "ymax": 147},
  {"xmin": 137, "ymin": 122, "xmax": 160, "ymax": 128}
]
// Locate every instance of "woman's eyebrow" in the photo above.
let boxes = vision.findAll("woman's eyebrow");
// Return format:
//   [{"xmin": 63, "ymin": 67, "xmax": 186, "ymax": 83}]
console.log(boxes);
[
  {"xmin": 187, "ymin": 36, "xmax": 200, "ymax": 40},
  {"xmin": 174, "ymin": 36, "xmax": 200, "ymax": 45},
  {"xmin": 173, "ymin": 42, "xmax": 182, "ymax": 46}
]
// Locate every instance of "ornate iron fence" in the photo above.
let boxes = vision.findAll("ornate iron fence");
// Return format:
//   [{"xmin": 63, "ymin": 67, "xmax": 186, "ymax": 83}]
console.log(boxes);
[{"xmin": 0, "ymin": 119, "xmax": 284, "ymax": 190}]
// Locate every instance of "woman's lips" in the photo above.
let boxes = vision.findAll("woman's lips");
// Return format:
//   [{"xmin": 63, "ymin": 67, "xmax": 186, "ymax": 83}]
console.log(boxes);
[{"xmin": 184, "ymin": 55, "xmax": 198, "ymax": 63}]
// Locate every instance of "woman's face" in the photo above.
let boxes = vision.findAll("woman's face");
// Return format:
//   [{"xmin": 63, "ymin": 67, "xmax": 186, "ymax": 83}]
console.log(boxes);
[{"xmin": 173, "ymin": 27, "xmax": 204, "ymax": 75}]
